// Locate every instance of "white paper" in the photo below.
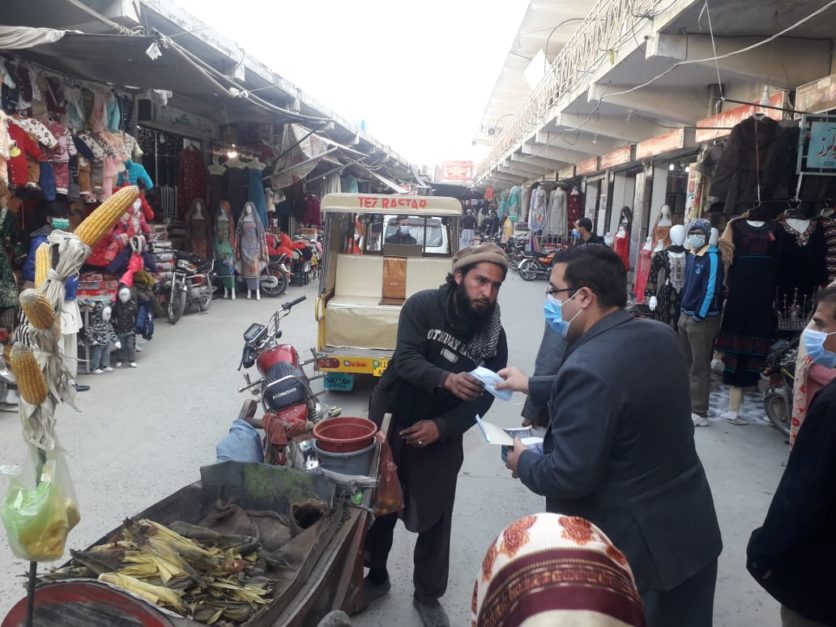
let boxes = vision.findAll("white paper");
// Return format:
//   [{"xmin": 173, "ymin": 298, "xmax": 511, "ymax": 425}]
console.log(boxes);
[
  {"xmin": 470, "ymin": 366, "xmax": 513, "ymax": 401},
  {"xmin": 475, "ymin": 415, "xmax": 514, "ymax": 445}
]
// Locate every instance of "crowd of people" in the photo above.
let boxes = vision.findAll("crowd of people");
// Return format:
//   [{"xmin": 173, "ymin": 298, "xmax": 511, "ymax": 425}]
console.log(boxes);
[{"xmin": 351, "ymin": 238, "xmax": 834, "ymax": 627}]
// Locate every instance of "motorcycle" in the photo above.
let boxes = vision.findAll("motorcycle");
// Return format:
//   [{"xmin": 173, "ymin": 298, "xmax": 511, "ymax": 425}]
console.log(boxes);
[
  {"xmin": 504, "ymin": 237, "xmax": 527, "ymax": 272},
  {"xmin": 167, "ymin": 251, "xmax": 214, "ymax": 324},
  {"xmin": 762, "ymin": 335, "xmax": 799, "ymax": 436},
  {"xmin": 237, "ymin": 296, "xmax": 339, "ymax": 469},
  {"xmin": 518, "ymin": 251, "xmax": 555, "ymax": 281},
  {"xmin": 260, "ymin": 253, "xmax": 291, "ymax": 298}
]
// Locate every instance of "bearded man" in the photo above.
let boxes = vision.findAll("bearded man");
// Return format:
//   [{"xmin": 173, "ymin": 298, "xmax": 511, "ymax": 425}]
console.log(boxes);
[{"xmin": 362, "ymin": 243, "xmax": 509, "ymax": 627}]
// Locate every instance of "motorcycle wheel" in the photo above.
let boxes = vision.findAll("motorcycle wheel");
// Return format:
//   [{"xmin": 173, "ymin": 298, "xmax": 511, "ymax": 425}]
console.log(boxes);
[
  {"xmin": 260, "ymin": 268, "xmax": 288, "ymax": 297},
  {"xmin": 198, "ymin": 277, "xmax": 213, "ymax": 312},
  {"xmin": 167, "ymin": 286, "xmax": 186, "ymax": 324},
  {"xmin": 763, "ymin": 388, "xmax": 791, "ymax": 436},
  {"xmin": 510, "ymin": 255, "xmax": 524, "ymax": 272},
  {"xmin": 519, "ymin": 259, "xmax": 537, "ymax": 281}
]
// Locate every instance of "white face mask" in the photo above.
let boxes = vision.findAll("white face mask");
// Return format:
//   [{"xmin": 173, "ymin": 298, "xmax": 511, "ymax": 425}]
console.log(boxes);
[
  {"xmin": 132, "ymin": 199, "xmax": 142, "ymax": 211},
  {"xmin": 102, "ymin": 306, "xmax": 112, "ymax": 322},
  {"xmin": 399, "ymin": 225, "xmax": 409, "ymax": 234},
  {"xmin": 118, "ymin": 289, "xmax": 131, "ymax": 304}
]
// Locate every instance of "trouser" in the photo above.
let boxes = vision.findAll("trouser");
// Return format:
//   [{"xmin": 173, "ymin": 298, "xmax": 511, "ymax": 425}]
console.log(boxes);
[
  {"xmin": 642, "ymin": 559, "xmax": 717, "ymax": 627},
  {"xmin": 89, "ymin": 343, "xmax": 111, "ymax": 370},
  {"xmin": 365, "ymin": 508, "xmax": 453, "ymax": 602},
  {"xmin": 116, "ymin": 333, "xmax": 135, "ymax": 363},
  {"xmin": 781, "ymin": 605, "xmax": 832, "ymax": 627},
  {"xmin": 678, "ymin": 314, "xmax": 721, "ymax": 417}
]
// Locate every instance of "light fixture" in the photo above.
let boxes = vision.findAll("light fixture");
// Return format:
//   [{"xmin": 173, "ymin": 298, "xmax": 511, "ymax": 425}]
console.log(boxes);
[
  {"xmin": 145, "ymin": 42, "xmax": 162, "ymax": 61},
  {"xmin": 592, "ymin": 134, "xmax": 598, "ymax": 144},
  {"xmin": 668, "ymin": 163, "xmax": 675, "ymax": 171},
  {"xmin": 227, "ymin": 145, "xmax": 239, "ymax": 159}
]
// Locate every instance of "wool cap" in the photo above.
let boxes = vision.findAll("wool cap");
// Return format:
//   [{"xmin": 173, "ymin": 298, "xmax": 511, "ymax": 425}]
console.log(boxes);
[{"xmin": 452, "ymin": 242, "xmax": 509, "ymax": 273}]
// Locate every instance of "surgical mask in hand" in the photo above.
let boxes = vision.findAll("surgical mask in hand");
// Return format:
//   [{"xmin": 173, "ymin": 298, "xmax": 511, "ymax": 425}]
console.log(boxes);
[
  {"xmin": 544, "ymin": 293, "xmax": 581, "ymax": 338},
  {"xmin": 51, "ymin": 218, "xmax": 70, "ymax": 231},
  {"xmin": 803, "ymin": 328, "xmax": 836, "ymax": 368},
  {"xmin": 571, "ymin": 228, "xmax": 580, "ymax": 238},
  {"xmin": 686, "ymin": 234, "xmax": 706, "ymax": 250}
]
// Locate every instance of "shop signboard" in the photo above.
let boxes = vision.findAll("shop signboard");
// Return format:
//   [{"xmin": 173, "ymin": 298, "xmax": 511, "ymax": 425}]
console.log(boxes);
[
  {"xmin": 558, "ymin": 165, "xmax": 575, "ymax": 180},
  {"xmin": 152, "ymin": 103, "xmax": 217, "ymax": 139},
  {"xmin": 796, "ymin": 74, "xmax": 836, "ymax": 115},
  {"xmin": 694, "ymin": 93, "xmax": 785, "ymax": 143},
  {"xmin": 636, "ymin": 129, "xmax": 685, "ymax": 160},
  {"xmin": 599, "ymin": 145, "xmax": 633, "ymax": 170},
  {"xmin": 798, "ymin": 115, "xmax": 836, "ymax": 175},
  {"xmin": 438, "ymin": 161, "xmax": 474, "ymax": 183},
  {"xmin": 575, "ymin": 156, "xmax": 599, "ymax": 176}
]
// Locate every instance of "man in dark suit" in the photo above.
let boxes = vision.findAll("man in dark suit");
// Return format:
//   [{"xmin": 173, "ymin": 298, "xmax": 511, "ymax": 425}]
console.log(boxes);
[{"xmin": 498, "ymin": 245, "xmax": 722, "ymax": 627}]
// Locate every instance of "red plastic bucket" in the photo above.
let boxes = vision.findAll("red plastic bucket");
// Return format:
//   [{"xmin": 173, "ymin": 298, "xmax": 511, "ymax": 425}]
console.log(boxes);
[{"xmin": 313, "ymin": 417, "xmax": 378, "ymax": 453}]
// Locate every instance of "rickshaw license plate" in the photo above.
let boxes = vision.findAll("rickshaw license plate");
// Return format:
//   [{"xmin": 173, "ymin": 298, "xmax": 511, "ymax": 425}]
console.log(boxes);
[
  {"xmin": 324, "ymin": 373, "xmax": 355, "ymax": 392},
  {"xmin": 372, "ymin": 359, "xmax": 389, "ymax": 377}
]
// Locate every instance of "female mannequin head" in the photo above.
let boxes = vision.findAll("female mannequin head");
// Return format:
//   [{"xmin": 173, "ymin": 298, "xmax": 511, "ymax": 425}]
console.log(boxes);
[{"xmin": 669, "ymin": 224, "xmax": 686, "ymax": 247}]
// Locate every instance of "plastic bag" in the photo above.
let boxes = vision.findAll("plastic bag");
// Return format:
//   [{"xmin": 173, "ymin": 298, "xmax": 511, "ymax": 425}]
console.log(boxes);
[
  {"xmin": 1, "ymin": 446, "xmax": 79, "ymax": 561},
  {"xmin": 373, "ymin": 437, "xmax": 403, "ymax": 517}
]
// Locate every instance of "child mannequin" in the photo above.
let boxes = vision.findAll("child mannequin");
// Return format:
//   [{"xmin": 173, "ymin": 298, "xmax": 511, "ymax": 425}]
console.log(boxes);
[
  {"xmin": 113, "ymin": 284, "xmax": 138, "ymax": 368},
  {"xmin": 88, "ymin": 301, "xmax": 119, "ymax": 374}
]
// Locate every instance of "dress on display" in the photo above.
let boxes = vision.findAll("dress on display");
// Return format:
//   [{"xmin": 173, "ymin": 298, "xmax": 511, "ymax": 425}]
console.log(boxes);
[
  {"xmin": 773, "ymin": 219, "xmax": 826, "ymax": 333},
  {"xmin": 235, "ymin": 203, "xmax": 268, "ymax": 291},
  {"xmin": 546, "ymin": 188, "xmax": 567, "ymax": 237},
  {"xmin": 508, "ymin": 186, "xmax": 521, "ymax": 219},
  {"xmin": 567, "ymin": 190, "xmax": 584, "ymax": 227},
  {"xmin": 224, "ymin": 163, "xmax": 248, "ymax": 222},
  {"xmin": 177, "ymin": 145, "xmax": 206, "ymax": 221},
  {"xmin": 715, "ymin": 219, "xmax": 780, "ymax": 388},
  {"xmin": 214, "ymin": 201, "xmax": 236, "ymax": 291},
  {"xmin": 246, "ymin": 166, "xmax": 268, "ymax": 227},
  {"xmin": 646, "ymin": 248, "xmax": 687, "ymax": 331},
  {"xmin": 633, "ymin": 245, "xmax": 652, "ymax": 304},
  {"xmin": 207, "ymin": 170, "xmax": 225, "ymax": 221},
  {"xmin": 614, "ymin": 231, "xmax": 630, "ymax": 269},
  {"xmin": 185, "ymin": 199, "xmax": 213, "ymax": 263},
  {"xmin": 528, "ymin": 187, "xmax": 547, "ymax": 232}
]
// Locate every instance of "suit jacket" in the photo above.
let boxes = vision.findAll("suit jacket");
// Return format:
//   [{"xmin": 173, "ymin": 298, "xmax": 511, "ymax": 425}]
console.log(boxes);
[
  {"xmin": 521, "ymin": 323, "xmax": 566, "ymax": 427},
  {"xmin": 517, "ymin": 309, "xmax": 722, "ymax": 592}
]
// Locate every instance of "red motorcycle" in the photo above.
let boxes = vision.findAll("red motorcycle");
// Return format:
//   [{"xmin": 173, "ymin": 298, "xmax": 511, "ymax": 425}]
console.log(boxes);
[{"xmin": 238, "ymin": 296, "xmax": 339, "ymax": 467}]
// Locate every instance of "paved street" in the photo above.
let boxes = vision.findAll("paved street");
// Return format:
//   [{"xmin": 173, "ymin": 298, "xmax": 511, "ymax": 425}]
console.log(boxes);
[{"xmin": 0, "ymin": 273, "xmax": 788, "ymax": 625}]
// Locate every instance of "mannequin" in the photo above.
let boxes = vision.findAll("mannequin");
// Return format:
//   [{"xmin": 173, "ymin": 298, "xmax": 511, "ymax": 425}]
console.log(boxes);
[
  {"xmin": 646, "ymin": 225, "xmax": 687, "ymax": 331},
  {"xmin": 546, "ymin": 186, "xmax": 567, "ymax": 237},
  {"xmin": 246, "ymin": 158, "xmax": 269, "ymax": 227},
  {"xmin": 715, "ymin": 214, "xmax": 780, "ymax": 423},
  {"xmin": 613, "ymin": 207, "xmax": 632, "ymax": 269},
  {"xmin": 207, "ymin": 156, "xmax": 225, "ymax": 218},
  {"xmin": 235, "ymin": 202, "xmax": 268, "ymax": 300},
  {"xmin": 224, "ymin": 155, "xmax": 248, "ymax": 221},
  {"xmin": 528, "ymin": 183, "xmax": 547, "ymax": 232},
  {"xmin": 633, "ymin": 236, "xmax": 653, "ymax": 304},
  {"xmin": 185, "ymin": 198, "xmax": 213, "ymax": 263},
  {"xmin": 215, "ymin": 201, "xmax": 237, "ymax": 300},
  {"xmin": 652, "ymin": 205, "xmax": 673, "ymax": 250}
]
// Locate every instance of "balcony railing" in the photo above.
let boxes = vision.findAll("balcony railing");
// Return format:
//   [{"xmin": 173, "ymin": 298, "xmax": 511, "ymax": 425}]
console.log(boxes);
[{"xmin": 478, "ymin": 0, "xmax": 664, "ymax": 178}]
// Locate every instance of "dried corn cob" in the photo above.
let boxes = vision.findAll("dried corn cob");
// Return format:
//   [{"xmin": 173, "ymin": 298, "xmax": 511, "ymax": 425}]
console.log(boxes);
[
  {"xmin": 74, "ymin": 186, "xmax": 139, "ymax": 247},
  {"xmin": 9, "ymin": 344, "xmax": 47, "ymax": 405},
  {"xmin": 19, "ymin": 289, "xmax": 56, "ymax": 329},
  {"xmin": 34, "ymin": 243, "xmax": 51, "ymax": 288}
]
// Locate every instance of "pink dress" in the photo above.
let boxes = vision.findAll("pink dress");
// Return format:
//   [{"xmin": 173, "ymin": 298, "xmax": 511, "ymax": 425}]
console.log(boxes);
[{"xmin": 633, "ymin": 247, "xmax": 652, "ymax": 304}]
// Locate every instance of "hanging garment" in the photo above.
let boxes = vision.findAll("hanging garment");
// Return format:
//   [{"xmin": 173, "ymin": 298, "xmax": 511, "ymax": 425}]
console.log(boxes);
[
  {"xmin": 214, "ymin": 201, "xmax": 236, "ymax": 291},
  {"xmin": 303, "ymin": 195, "xmax": 321, "ymax": 227},
  {"xmin": 773, "ymin": 219, "xmax": 827, "ymax": 333},
  {"xmin": 546, "ymin": 188, "xmax": 567, "ymax": 236},
  {"xmin": 224, "ymin": 164, "xmax": 248, "ymax": 222},
  {"xmin": 633, "ymin": 245, "xmax": 653, "ymax": 304},
  {"xmin": 646, "ymin": 248, "xmax": 687, "ymax": 331},
  {"xmin": 820, "ymin": 216, "xmax": 836, "ymax": 283},
  {"xmin": 11, "ymin": 117, "xmax": 57, "ymax": 150},
  {"xmin": 45, "ymin": 119, "xmax": 76, "ymax": 195},
  {"xmin": 614, "ymin": 230, "xmax": 630, "ymax": 269},
  {"xmin": 207, "ymin": 171, "xmax": 225, "ymax": 221},
  {"xmin": 116, "ymin": 159, "xmax": 153, "ymax": 190},
  {"xmin": 6, "ymin": 121, "xmax": 41, "ymax": 188},
  {"xmin": 185, "ymin": 198, "xmax": 213, "ymax": 262},
  {"xmin": 716, "ymin": 219, "xmax": 780, "ymax": 387},
  {"xmin": 567, "ymin": 190, "xmax": 584, "ymax": 227},
  {"xmin": 235, "ymin": 203, "xmax": 268, "ymax": 281},
  {"xmin": 528, "ymin": 187, "xmax": 547, "ymax": 232},
  {"xmin": 177, "ymin": 145, "xmax": 207, "ymax": 220},
  {"xmin": 507, "ymin": 186, "xmax": 521, "ymax": 218},
  {"xmin": 246, "ymin": 165, "xmax": 268, "ymax": 227}
]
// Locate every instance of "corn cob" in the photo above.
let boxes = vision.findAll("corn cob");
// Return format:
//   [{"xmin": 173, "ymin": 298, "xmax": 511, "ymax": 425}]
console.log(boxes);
[
  {"xmin": 19, "ymin": 289, "xmax": 56, "ymax": 329},
  {"xmin": 9, "ymin": 344, "xmax": 47, "ymax": 405},
  {"xmin": 34, "ymin": 242, "xmax": 52, "ymax": 288},
  {"xmin": 74, "ymin": 185, "xmax": 139, "ymax": 247}
]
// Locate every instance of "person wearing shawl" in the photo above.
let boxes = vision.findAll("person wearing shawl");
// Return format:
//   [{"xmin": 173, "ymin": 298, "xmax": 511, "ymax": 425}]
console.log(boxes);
[
  {"xmin": 473, "ymin": 513, "xmax": 645, "ymax": 627},
  {"xmin": 215, "ymin": 201, "xmax": 237, "ymax": 299},
  {"xmin": 362, "ymin": 243, "xmax": 509, "ymax": 627}
]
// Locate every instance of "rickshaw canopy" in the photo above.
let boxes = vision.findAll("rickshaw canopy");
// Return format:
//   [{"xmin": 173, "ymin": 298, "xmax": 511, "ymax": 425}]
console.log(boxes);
[{"xmin": 321, "ymin": 193, "xmax": 462, "ymax": 217}]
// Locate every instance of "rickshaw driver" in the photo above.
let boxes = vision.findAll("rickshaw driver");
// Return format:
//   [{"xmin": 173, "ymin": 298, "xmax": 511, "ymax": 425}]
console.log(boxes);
[{"xmin": 385, "ymin": 214, "xmax": 418, "ymax": 245}]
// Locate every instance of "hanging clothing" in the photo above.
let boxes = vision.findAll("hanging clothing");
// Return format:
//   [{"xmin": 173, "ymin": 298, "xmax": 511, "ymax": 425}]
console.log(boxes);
[
  {"xmin": 528, "ymin": 187, "xmax": 547, "ymax": 232},
  {"xmin": 646, "ymin": 248, "xmax": 687, "ymax": 331},
  {"xmin": 303, "ymin": 195, "xmax": 321, "ymax": 227},
  {"xmin": 214, "ymin": 201, "xmax": 236, "ymax": 290},
  {"xmin": 246, "ymin": 165, "xmax": 268, "ymax": 227},
  {"xmin": 507, "ymin": 186, "xmax": 521, "ymax": 218},
  {"xmin": 224, "ymin": 164, "xmax": 248, "ymax": 222},
  {"xmin": 773, "ymin": 219, "xmax": 826, "ymax": 333},
  {"xmin": 716, "ymin": 219, "xmax": 780, "ymax": 388},
  {"xmin": 45, "ymin": 119, "xmax": 76, "ymax": 195},
  {"xmin": 614, "ymin": 230, "xmax": 630, "ymax": 269},
  {"xmin": 116, "ymin": 159, "xmax": 153, "ymax": 190},
  {"xmin": 177, "ymin": 145, "xmax": 206, "ymax": 220},
  {"xmin": 235, "ymin": 203, "xmax": 268, "ymax": 283},
  {"xmin": 207, "ymin": 169, "xmax": 225, "ymax": 221},
  {"xmin": 567, "ymin": 190, "xmax": 584, "ymax": 227},
  {"xmin": 6, "ymin": 120, "xmax": 41, "ymax": 188},
  {"xmin": 185, "ymin": 199, "xmax": 213, "ymax": 262},
  {"xmin": 633, "ymin": 245, "xmax": 653, "ymax": 304},
  {"xmin": 546, "ymin": 188, "xmax": 567, "ymax": 236}
]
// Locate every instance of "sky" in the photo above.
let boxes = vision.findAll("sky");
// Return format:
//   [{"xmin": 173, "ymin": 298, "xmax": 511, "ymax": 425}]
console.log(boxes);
[{"xmin": 174, "ymin": 0, "xmax": 530, "ymax": 167}]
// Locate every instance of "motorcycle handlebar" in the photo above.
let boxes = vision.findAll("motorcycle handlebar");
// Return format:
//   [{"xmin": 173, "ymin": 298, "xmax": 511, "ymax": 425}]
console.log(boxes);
[{"xmin": 282, "ymin": 295, "xmax": 307, "ymax": 310}]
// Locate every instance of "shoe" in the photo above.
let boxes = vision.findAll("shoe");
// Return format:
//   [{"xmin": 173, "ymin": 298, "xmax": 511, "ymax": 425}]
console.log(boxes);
[
  {"xmin": 136, "ymin": 346, "xmax": 143, "ymax": 352},
  {"xmin": 691, "ymin": 413, "xmax": 709, "ymax": 427},
  {"xmin": 116, "ymin": 362, "xmax": 123, "ymax": 368},
  {"xmin": 93, "ymin": 369, "xmax": 103, "ymax": 375},
  {"xmin": 73, "ymin": 383, "xmax": 90, "ymax": 392},
  {"xmin": 413, "ymin": 598, "xmax": 450, "ymax": 627},
  {"xmin": 362, "ymin": 576, "xmax": 391, "ymax": 606},
  {"xmin": 104, "ymin": 366, "xmax": 113, "ymax": 373},
  {"xmin": 130, "ymin": 362, "xmax": 138, "ymax": 368},
  {"xmin": 723, "ymin": 411, "xmax": 747, "ymax": 425}
]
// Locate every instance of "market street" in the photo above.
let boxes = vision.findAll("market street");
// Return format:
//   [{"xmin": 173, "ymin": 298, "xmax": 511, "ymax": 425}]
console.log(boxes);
[{"xmin": 0, "ymin": 273, "xmax": 788, "ymax": 625}]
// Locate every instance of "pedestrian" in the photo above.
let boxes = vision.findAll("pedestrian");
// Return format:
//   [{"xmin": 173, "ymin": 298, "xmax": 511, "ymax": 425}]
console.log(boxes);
[
  {"xmin": 363, "ymin": 242, "xmax": 509, "ymax": 627},
  {"xmin": 87, "ymin": 301, "xmax": 119, "ymax": 374},
  {"xmin": 481, "ymin": 210, "xmax": 500, "ymax": 240},
  {"xmin": 497, "ymin": 245, "xmax": 721, "ymax": 627},
  {"xmin": 112, "ymin": 284, "xmax": 138, "ymax": 368},
  {"xmin": 574, "ymin": 217, "xmax": 606, "ymax": 246},
  {"xmin": 460, "ymin": 208, "xmax": 477, "ymax": 249},
  {"xmin": 385, "ymin": 215, "xmax": 417, "ymax": 245},
  {"xmin": 472, "ymin": 513, "xmax": 645, "ymax": 627},
  {"xmin": 747, "ymin": 285, "xmax": 836, "ymax": 627},
  {"xmin": 678, "ymin": 219, "xmax": 724, "ymax": 427}
]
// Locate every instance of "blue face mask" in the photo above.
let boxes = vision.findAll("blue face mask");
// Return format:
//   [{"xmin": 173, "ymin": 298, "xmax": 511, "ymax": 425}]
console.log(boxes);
[
  {"xmin": 571, "ymin": 228, "xmax": 580, "ymax": 239},
  {"xmin": 544, "ymin": 292, "xmax": 581, "ymax": 338},
  {"xmin": 51, "ymin": 218, "xmax": 70, "ymax": 231},
  {"xmin": 803, "ymin": 328, "xmax": 836, "ymax": 368}
]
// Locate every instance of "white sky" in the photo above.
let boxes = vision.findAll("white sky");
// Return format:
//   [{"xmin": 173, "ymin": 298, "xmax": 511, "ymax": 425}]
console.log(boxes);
[{"xmin": 174, "ymin": 0, "xmax": 530, "ymax": 167}]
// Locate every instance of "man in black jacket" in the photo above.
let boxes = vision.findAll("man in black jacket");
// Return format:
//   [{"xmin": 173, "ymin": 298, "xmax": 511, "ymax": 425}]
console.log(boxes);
[
  {"xmin": 363, "ymin": 243, "xmax": 509, "ymax": 627},
  {"xmin": 747, "ymin": 286, "xmax": 836, "ymax": 627}
]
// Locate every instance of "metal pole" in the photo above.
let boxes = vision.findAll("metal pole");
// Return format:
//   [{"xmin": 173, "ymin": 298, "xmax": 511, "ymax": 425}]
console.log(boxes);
[{"xmin": 25, "ymin": 561, "xmax": 36, "ymax": 626}]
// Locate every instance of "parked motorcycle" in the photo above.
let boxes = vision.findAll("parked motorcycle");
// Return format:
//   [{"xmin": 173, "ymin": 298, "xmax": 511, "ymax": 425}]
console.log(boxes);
[
  {"xmin": 762, "ymin": 335, "xmax": 799, "ymax": 436},
  {"xmin": 167, "ymin": 251, "xmax": 214, "ymax": 324},
  {"xmin": 237, "ymin": 296, "xmax": 339, "ymax": 468},
  {"xmin": 504, "ymin": 237, "xmax": 527, "ymax": 272},
  {"xmin": 260, "ymin": 253, "xmax": 291, "ymax": 298},
  {"xmin": 518, "ymin": 252, "xmax": 555, "ymax": 281}
]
